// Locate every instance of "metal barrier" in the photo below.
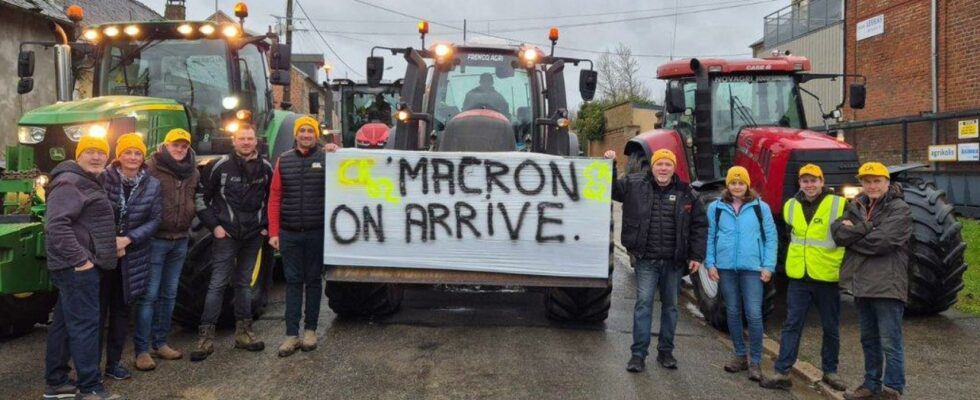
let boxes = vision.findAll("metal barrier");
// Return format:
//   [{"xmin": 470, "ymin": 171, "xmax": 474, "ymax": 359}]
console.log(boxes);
[{"xmin": 764, "ymin": 0, "xmax": 843, "ymax": 49}]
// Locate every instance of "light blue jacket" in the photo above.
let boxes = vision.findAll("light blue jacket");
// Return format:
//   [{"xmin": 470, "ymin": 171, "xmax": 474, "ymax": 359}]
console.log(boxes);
[{"xmin": 704, "ymin": 198, "xmax": 778, "ymax": 273}]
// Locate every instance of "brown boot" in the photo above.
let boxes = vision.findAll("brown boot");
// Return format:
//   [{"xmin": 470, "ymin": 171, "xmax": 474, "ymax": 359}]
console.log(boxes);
[
  {"xmin": 278, "ymin": 336, "xmax": 300, "ymax": 358},
  {"xmin": 822, "ymin": 372, "xmax": 848, "ymax": 392},
  {"xmin": 234, "ymin": 319, "xmax": 265, "ymax": 352},
  {"xmin": 134, "ymin": 352, "xmax": 156, "ymax": 371},
  {"xmin": 723, "ymin": 355, "xmax": 749, "ymax": 373},
  {"xmin": 300, "ymin": 329, "xmax": 318, "ymax": 352},
  {"xmin": 879, "ymin": 387, "xmax": 902, "ymax": 400},
  {"xmin": 843, "ymin": 386, "xmax": 877, "ymax": 400},
  {"xmin": 152, "ymin": 344, "xmax": 183, "ymax": 360},
  {"xmin": 190, "ymin": 324, "xmax": 215, "ymax": 362},
  {"xmin": 748, "ymin": 363, "xmax": 762, "ymax": 382}
]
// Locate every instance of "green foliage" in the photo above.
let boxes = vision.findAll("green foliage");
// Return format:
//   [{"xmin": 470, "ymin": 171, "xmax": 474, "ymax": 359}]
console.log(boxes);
[
  {"xmin": 574, "ymin": 101, "xmax": 608, "ymax": 141},
  {"xmin": 955, "ymin": 219, "xmax": 980, "ymax": 316}
]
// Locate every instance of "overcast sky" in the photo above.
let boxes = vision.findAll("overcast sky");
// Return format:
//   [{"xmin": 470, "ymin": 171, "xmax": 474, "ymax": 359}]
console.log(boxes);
[{"xmin": 143, "ymin": 0, "xmax": 791, "ymax": 109}]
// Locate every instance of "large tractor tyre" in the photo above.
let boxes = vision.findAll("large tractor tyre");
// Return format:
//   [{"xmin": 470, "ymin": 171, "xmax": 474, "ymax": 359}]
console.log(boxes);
[
  {"xmin": 900, "ymin": 181, "xmax": 968, "ymax": 315},
  {"xmin": 324, "ymin": 281, "xmax": 404, "ymax": 319},
  {"xmin": 173, "ymin": 234, "xmax": 274, "ymax": 329},
  {"xmin": 544, "ymin": 286, "xmax": 612, "ymax": 323},
  {"xmin": 691, "ymin": 266, "xmax": 777, "ymax": 332},
  {"xmin": 0, "ymin": 292, "xmax": 58, "ymax": 338}
]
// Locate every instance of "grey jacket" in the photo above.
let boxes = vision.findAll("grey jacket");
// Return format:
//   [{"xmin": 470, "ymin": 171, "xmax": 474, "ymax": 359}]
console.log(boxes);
[
  {"xmin": 831, "ymin": 185, "xmax": 912, "ymax": 302},
  {"xmin": 44, "ymin": 161, "xmax": 118, "ymax": 271}
]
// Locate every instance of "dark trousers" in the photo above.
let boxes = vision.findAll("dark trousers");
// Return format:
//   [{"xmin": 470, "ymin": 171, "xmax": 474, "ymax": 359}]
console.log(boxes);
[
  {"xmin": 281, "ymin": 230, "xmax": 324, "ymax": 336},
  {"xmin": 773, "ymin": 279, "xmax": 841, "ymax": 374},
  {"xmin": 856, "ymin": 297, "xmax": 906, "ymax": 394},
  {"xmin": 45, "ymin": 268, "xmax": 104, "ymax": 393},
  {"xmin": 99, "ymin": 267, "xmax": 128, "ymax": 369},
  {"xmin": 630, "ymin": 259, "xmax": 683, "ymax": 358},
  {"xmin": 200, "ymin": 234, "xmax": 263, "ymax": 325}
]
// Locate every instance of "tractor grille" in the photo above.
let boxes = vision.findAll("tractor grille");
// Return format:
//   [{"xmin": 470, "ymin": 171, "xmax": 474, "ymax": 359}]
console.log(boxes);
[
  {"xmin": 783, "ymin": 149, "xmax": 860, "ymax": 200},
  {"xmin": 26, "ymin": 126, "xmax": 74, "ymax": 173}
]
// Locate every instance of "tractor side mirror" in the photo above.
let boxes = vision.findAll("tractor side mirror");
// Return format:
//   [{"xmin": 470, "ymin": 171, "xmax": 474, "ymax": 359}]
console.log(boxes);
[
  {"xmin": 366, "ymin": 56, "xmax": 384, "ymax": 88},
  {"xmin": 665, "ymin": 81, "xmax": 686, "ymax": 114},
  {"xmin": 269, "ymin": 69, "xmax": 290, "ymax": 86},
  {"xmin": 308, "ymin": 92, "xmax": 320, "ymax": 115},
  {"xmin": 270, "ymin": 44, "xmax": 292, "ymax": 70},
  {"xmin": 579, "ymin": 70, "xmax": 597, "ymax": 101},
  {"xmin": 17, "ymin": 78, "xmax": 34, "ymax": 94},
  {"xmin": 18, "ymin": 50, "xmax": 35, "ymax": 78},
  {"xmin": 849, "ymin": 83, "xmax": 866, "ymax": 110}
]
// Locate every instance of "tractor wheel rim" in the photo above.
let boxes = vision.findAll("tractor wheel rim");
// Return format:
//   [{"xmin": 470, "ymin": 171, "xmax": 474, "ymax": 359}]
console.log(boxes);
[{"xmin": 697, "ymin": 267, "xmax": 718, "ymax": 298}]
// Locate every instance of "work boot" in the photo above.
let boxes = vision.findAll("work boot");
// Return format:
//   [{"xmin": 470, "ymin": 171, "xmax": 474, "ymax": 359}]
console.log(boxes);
[
  {"xmin": 75, "ymin": 390, "xmax": 126, "ymax": 400},
  {"xmin": 723, "ymin": 355, "xmax": 749, "ymax": 373},
  {"xmin": 234, "ymin": 319, "xmax": 265, "ymax": 352},
  {"xmin": 190, "ymin": 324, "xmax": 215, "ymax": 362},
  {"xmin": 842, "ymin": 386, "xmax": 877, "ymax": 400},
  {"xmin": 748, "ymin": 363, "xmax": 762, "ymax": 382},
  {"xmin": 759, "ymin": 372, "xmax": 793, "ymax": 390},
  {"xmin": 656, "ymin": 351, "xmax": 677, "ymax": 369},
  {"xmin": 879, "ymin": 387, "xmax": 902, "ymax": 400},
  {"xmin": 152, "ymin": 344, "xmax": 183, "ymax": 360},
  {"xmin": 43, "ymin": 381, "xmax": 76, "ymax": 399},
  {"xmin": 822, "ymin": 372, "xmax": 848, "ymax": 392},
  {"xmin": 300, "ymin": 329, "xmax": 318, "ymax": 352},
  {"xmin": 278, "ymin": 336, "xmax": 300, "ymax": 358},
  {"xmin": 626, "ymin": 355, "xmax": 645, "ymax": 373},
  {"xmin": 134, "ymin": 352, "xmax": 156, "ymax": 371}
]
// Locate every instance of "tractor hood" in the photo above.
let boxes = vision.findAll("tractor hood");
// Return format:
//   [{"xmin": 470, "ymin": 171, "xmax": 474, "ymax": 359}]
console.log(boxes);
[
  {"xmin": 738, "ymin": 126, "xmax": 852, "ymax": 154},
  {"xmin": 18, "ymin": 96, "xmax": 185, "ymax": 126}
]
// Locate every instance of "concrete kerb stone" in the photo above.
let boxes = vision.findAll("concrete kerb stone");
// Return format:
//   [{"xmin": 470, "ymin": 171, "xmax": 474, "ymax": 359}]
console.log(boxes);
[{"xmin": 678, "ymin": 286, "xmax": 844, "ymax": 400}]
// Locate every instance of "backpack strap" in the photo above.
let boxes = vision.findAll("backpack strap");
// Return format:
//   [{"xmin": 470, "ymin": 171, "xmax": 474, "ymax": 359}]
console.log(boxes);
[{"xmin": 753, "ymin": 204, "xmax": 766, "ymax": 242}]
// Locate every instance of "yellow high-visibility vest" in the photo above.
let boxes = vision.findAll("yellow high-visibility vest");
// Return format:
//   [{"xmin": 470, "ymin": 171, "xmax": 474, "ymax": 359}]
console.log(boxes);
[{"xmin": 783, "ymin": 194, "xmax": 846, "ymax": 282}]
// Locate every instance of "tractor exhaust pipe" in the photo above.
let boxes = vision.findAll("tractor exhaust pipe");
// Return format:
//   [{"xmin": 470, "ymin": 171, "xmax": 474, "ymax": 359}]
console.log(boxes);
[
  {"xmin": 52, "ymin": 23, "xmax": 73, "ymax": 102},
  {"xmin": 690, "ymin": 59, "xmax": 716, "ymax": 181}
]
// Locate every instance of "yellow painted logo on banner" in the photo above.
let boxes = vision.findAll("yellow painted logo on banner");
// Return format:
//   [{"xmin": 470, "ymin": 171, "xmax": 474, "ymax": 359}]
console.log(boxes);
[{"xmin": 337, "ymin": 158, "xmax": 401, "ymax": 204}]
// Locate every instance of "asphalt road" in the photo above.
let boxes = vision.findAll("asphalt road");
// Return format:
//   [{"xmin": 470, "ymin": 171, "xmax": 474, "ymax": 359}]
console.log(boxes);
[{"xmin": 0, "ymin": 245, "xmax": 802, "ymax": 400}]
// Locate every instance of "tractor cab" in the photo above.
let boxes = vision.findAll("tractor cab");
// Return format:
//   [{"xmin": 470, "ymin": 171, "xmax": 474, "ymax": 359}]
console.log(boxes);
[{"xmin": 329, "ymin": 79, "xmax": 402, "ymax": 148}]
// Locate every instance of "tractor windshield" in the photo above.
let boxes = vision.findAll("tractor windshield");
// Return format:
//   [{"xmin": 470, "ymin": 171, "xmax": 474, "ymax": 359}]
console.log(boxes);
[
  {"xmin": 341, "ymin": 88, "xmax": 400, "ymax": 146},
  {"xmin": 432, "ymin": 52, "xmax": 533, "ymax": 144},
  {"xmin": 709, "ymin": 75, "xmax": 804, "ymax": 145},
  {"xmin": 98, "ymin": 38, "xmax": 232, "ymax": 145}
]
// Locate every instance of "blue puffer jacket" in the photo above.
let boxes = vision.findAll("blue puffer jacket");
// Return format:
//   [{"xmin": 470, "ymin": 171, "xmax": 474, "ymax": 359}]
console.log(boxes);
[
  {"xmin": 100, "ymin": 163, "xmax": 162, "ymax": 304},
  {"xmin": 704, "ymin": 197, "xmax": 778, "ymax": 273}
]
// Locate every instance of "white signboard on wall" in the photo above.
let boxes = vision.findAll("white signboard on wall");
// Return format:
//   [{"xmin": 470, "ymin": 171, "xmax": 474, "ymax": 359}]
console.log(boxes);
[
  {"xmin": 857, "ymin": 15, "xmax": 885, "ymax": 41},
  {"xmin": 958, "ymin": 143, "xmax": 980, "ymax": 162},
  {"xmin": 322, "ymin": 149, "xmax": 613, "ymax": 279},
  {"xmin": 928, "ymin": 145, "xmax": 958, "ymax": 162}
]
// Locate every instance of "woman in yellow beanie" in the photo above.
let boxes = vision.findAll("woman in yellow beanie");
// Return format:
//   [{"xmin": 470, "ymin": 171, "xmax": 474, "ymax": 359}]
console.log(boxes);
[
  {"xmin": 705, "ymin": 165, "xmax": 778, "ymax": 381},
  {"xmin": 96, "ymin": 133, "xmax": 162, "ymax": 380}
]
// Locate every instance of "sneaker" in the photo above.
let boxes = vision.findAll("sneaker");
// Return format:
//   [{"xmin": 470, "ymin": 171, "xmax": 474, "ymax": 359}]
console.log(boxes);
[
  {"xmin": 748, "ymin": 363, "xmax": 762, "ymax": 382},
  {"xmin": 723, "ymin": 355, "xmax": 749, "ymax": 373},
  {"xmin": 278, "ymin": 336, "xmax": 300, "ymax": 358},
  {"xmin": 879, "ymin": 387, "xmax": 902, "ymax": 400},
  {"xmin": 300, "ymin": 329, "xmax": 318, "ymax": 352},
  {"xmin": 104, "ymin": 364, "xmax": 131, "ymax": 380},
  {"xmin": 843, "ymin": 386, "xmax": 878, "ymax": 400},
  {"xmin": 626, "ymin": 355, "xmax": 645, "ymax": 373},
  {"xmin": 152, "ymin": 344, "xmax": 183, "ymax": 360},
  {"xmin": 134, "ymin": 353, "xmax": 156, "ymax": 371},
  {"xmin": 43, "ymin": 382, "xmax": 76, "ymax": 399},
  {"xmin": 656, "ymin": 351, "xmax": 677, "ymax": 369},
  {"xmin": 822, "ymin": 372, "xmax": 848, "ymax": 392},
  {"xmin": 759, "ymin": 372, "xmax": 793, "ymax": 390},
  {"xmin": 75, "ymin": 390, "xmax": 126, "ymax": 400}
]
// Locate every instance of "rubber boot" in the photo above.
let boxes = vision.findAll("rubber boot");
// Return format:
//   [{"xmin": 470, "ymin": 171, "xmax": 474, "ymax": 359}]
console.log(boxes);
[
  {"xmin": 234, "ymin": 319, "xmax": 265, "ymax": 351},
  {"xmin": 190, "ymin": 325, "xmax": 215, "ymax": 362}
]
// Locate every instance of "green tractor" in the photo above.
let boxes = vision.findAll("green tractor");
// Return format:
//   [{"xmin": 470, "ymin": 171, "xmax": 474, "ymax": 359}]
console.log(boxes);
[{"xmin": 1, "ymin": 4, "xmax": 299, "ymax": 336}]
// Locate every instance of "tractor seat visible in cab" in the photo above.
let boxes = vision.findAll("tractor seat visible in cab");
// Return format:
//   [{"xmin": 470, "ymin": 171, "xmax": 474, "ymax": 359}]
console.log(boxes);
[{"xmin": 437, "ymin": 109, "xmax": 516, "ymax": 152}]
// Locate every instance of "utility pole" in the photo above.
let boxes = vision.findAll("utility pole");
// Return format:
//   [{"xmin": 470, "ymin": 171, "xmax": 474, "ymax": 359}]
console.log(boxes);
[
  {"xmin": 281, "ymin": 0, "xmax": 294, "ymax": 110},
  {"xmin": 463, "ymin": 19, "xmax": 467, "ymax": 42}
]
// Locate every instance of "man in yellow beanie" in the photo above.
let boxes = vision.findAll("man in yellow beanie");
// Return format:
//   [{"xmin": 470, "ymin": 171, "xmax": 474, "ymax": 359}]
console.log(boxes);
[
  {"xmin": 45, "ymin": 134, "xmax": 124, "ymax": 399},
  {"xmin": 604, "ymin": 148, "xmax": 707, "ymax": 372}
]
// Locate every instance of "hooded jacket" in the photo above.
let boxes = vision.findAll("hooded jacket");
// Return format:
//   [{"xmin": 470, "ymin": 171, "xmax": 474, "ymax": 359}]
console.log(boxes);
[
  {"xmin": 44, "ymin": 161, "xmax": 117, "ymax": 271},
  {"xmin": 705, "ymin": 197, "xmax": 779, "ymax": 273}
]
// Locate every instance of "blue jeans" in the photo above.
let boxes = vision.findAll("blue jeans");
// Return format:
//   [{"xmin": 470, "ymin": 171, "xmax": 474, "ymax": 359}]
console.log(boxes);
[
  {"xmin": 774, "ymin": 280, "xmax": 841, "ymax": 374},
  {"xmin": 45, "ymin": 268, "xmax": 104, "ymax": 393},
  {"xmin": 201, "ymin": 234, "xmax": 263, "ymax": 325},
  {"xmin": 133, "ymin": 238, "xmax": 189, "ymax": 353},
  {"xmin": 631, "ymin": 259, "xmax": 683, "ymax": 358},
  {"xmin": 718, "ymin": 269, "xmax": 764, "ymax": 364},
  {"xmin": 281, "ymin": 230, "xmax": 324, "ymax": 336},
  {"xmin": 855, "ymin": 297, "xmax": 905, "ymax": 394}
]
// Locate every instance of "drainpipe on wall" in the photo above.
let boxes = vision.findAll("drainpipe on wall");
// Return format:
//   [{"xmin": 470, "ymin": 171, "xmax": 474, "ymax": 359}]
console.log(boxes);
[{"xmin": 930, "ymin": 0, "xmax": 939, "ymax": 168}]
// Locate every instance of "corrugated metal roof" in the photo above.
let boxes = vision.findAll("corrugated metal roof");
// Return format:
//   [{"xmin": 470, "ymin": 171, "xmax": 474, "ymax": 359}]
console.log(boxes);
[{"xmin": 0, "ymin": 0, "xmax": 71, "ymax": 23}]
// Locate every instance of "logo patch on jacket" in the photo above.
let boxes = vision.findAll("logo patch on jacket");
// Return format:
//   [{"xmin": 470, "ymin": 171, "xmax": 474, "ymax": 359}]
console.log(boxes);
[
  {"xmin": 312, "ymin": 162, "xmax": 323, "ymax": 170},
  {"xmin": 669, "ymin": 195, "xmax": 677, "ymax": 202}
]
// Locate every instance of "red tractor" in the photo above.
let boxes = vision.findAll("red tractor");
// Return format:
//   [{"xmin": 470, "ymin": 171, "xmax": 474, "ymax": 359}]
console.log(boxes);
[
  {"xmin": 328, "ymin": 79, "xmax": 401, "ymax": 149},
  {"xmin": 624, "ymin": 56, "xmax": 967, "ymax": 330}
]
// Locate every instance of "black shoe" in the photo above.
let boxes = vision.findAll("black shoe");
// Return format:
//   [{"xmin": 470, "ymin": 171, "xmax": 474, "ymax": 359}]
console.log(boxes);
[
  {"xmin": 656, "ymin": 352, "xmax": 678, "ymax": 369},
  {"xmin": 626, "ymin": 355, "xmax": 645, "ymax": 373},
  {"xmin": 104, "ymin": 364, "xmax": 131, "ymax": 380},
  {"xmin": 43, "ymin": 381, "xmax": 77, "ymax": 399}
]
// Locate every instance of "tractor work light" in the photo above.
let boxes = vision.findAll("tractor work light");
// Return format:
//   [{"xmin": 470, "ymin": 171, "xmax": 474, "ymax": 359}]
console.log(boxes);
[
  {"xmin": 124, "ymin": 25, "xmax": 140, "ymax": 37},
  {"xmin": 103, "ymin": 26, "xmax": 120, "ymax": 38},
  {"xmin": 519, "ymin": 47, "xmax": 540, "ymax": 67},
  {"xmin": 225, "ymin": 121, "xmax": 240, "ymax": 134},
  {"xmin": 177, "ymin": 24, "xmax": 194, "ymax": 35},
  {"xmin": 548, "ymin": 27, "xmax": 559, "ymax": 42},
  {"xmin": 434, "ymin": 43, "xmax": 452, "ymax": 58},
  {"xmin": 234, "ymin": 2, "xmax": 249, "ymax": 18},
  {"xmin": 396, "ymin": 110, "xmax": 410, "ymax": 122},
  {"xmin": 222, "ymin": 96, "xmax": 240, "ymax": 110},
  {"xmin": 557, "ymin": 117, "xmax": 570, "ymax": 128},
  {"xmin": 418, "ymin": 20, "xmax": 429, "ymax": 34},
  {"xmin": 62, "ymin": 121, "xmax": 109, "ymax": 141},
  {"xmin": 82, "ymin": 29, "xmax": 99, "ymax": 41},
  {"xmin": 199, "ymin": 24, "xmax": 216, "ymax": 36},
  {"xmin": 18, "ymin": 126, "xmax": 46, "ymax": 144},
  {"xmin": 841, "ymin": 186, "xmax": 862, "ymax": 200},
  {"xmin": 236, "ymin": 110, "xmax": 252, "ymax": 121},
  {"xmin": 222, "ymin": 25, "xmax": 240, "ymax": 38}
]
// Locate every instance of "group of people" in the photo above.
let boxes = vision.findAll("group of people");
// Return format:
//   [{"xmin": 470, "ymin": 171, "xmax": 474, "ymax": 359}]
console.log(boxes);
[
  {"xmin": 42, "ymin": 116, "xmax": 337, "ymax": 400},
  {"xmin": 605, "ymin": 148, "xmax": 910, "ymax": 400}
]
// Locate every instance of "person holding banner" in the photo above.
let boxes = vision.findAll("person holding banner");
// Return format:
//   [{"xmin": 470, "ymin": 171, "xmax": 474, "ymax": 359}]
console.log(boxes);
[
  {"xmin": 192, "ymin": 121, "xmax": 273, "ymax": 362},
  {"xmin": 267, "ymin": 116, "xmax": 339, "ymax": 357},
  {"xmin": 604, "ymin": 149, "xmax": 707, "ymax": 373}
]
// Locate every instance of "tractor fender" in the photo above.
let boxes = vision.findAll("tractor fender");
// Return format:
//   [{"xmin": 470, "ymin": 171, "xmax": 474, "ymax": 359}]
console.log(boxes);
[
  {"xmin": 886, "ymin": 162, "xmax": 929, "ymax": 180},
  {"xmin": 624, "ymin": 129, "xmax": 690, "ymax": 182}
]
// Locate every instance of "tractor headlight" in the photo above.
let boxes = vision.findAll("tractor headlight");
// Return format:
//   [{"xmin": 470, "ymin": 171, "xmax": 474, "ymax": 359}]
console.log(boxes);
[
  {"xmin": 63, "ymin": 121, "xmax": 110, "ymax": 141},
  {"xmin": 841, "ymin": 186, "xmax": 862, "ymax": 200},
  {"xmin": 35, "ymin": 174, "xmax": 49, "ymax": 187},
  {"xmin": 18, "ymin": 126, "xmax": 46, "ymax": 144}
]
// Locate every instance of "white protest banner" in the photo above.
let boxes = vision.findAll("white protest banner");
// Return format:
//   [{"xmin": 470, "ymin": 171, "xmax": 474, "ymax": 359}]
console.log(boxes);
[{"xmin": 323, "ymin": 149, "xmax": 613, "ymax": 279}]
